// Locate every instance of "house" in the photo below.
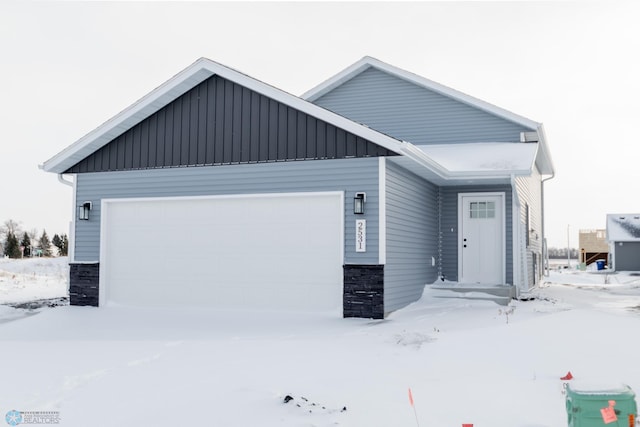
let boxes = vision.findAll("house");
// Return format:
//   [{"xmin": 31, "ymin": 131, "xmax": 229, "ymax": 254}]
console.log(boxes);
[
  {"xmin": 578, "ymin": 229, "xmax": 608, "ymax": 267},
  {"xmin": 606, "ymin": 214, "xmax": 640, "ymax": 271},
  {"xmin": 41, "ymin": 57, "xmax": 554, "ymax": 319}
]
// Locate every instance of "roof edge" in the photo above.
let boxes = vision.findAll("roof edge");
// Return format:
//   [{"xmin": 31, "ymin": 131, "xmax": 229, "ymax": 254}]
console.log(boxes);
[
  {"xmin": 41, "ymin": 57, "xmax": 407, "ymax": 174},
  {"xmin": 302, "ymin": 56, "xmax": 541, "ymax": 131},
  {"xmin": 41, "ymin": 58, "xmax": 216, "ymax": 173}
]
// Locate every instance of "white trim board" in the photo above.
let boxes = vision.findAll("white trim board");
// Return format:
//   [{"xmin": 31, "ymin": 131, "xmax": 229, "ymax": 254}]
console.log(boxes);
[{"xmin": 99, "ymin": 191, "xmax": 345, "ymax": 309}]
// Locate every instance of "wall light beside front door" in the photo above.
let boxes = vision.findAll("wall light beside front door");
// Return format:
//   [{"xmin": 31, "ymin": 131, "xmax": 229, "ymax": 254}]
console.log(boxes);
[
  {"xmin": 354, "ymin": 192, "xmax": 366, "ymax": 215},
  {"xmin": 78, "ymin": 201, "xmax": 92, "ymax": 220}
]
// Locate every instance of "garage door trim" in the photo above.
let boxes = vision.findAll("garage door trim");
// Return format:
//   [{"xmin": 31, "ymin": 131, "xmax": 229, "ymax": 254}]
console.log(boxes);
[{"xmin": 98, "ymin": 191, "xmax": 345, "ymax": 308}]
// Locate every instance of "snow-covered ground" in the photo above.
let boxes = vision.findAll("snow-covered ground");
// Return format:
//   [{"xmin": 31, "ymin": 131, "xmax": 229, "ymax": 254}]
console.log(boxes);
[
  {"xmin": 0, "ymin": 257, "xmax": 68, "ymax": 323},
  {"xmin": 1, "ymin": 258, "xmax": 640, "ymax": 426}
]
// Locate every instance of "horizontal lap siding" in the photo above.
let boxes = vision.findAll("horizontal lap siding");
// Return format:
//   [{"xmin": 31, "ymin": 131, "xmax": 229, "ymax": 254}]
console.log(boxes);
[
  {"xmin": 313, "ymin": 67, "xmax": 531, "ymax": 145},
  {"xmin": 384, "ymin": 162, "xmax": 438, "ymax": 313},
  {"xmin": 74, "ymin": 158, "xmax": 380, "ymax": 264},
  {"xmin": 440, "ymin": 185, "xmax": 513, "ymax": 284},
  {"xmin": 66, "ymin": 75, "xmax": 395, "ymax": 173},
  {"xmin": 515, "ymin": 166, "xmax": 543, "ymax": 287},
  {"xmin": 515, "ymin": 168, "xmax": 542, "ymax": 254}
]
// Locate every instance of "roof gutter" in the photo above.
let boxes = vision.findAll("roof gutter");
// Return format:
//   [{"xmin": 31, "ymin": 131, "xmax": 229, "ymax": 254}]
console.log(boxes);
[
  {"xmin": 541, "ymin": 169, "xmax": 555, "ymax": 276},
  {"xmin": 57, "ymin": 173, "xmax": 73, "ymax": 187}
]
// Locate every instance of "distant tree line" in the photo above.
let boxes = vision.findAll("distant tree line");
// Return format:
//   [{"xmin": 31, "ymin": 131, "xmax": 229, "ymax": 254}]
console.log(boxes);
[
  {"xmin": 0, "ymin": 219, "xmax": 68, "ymax": 259},
  {"xmin": 547, "ymin": 247, "xmax": 580, "ymax": 259}
]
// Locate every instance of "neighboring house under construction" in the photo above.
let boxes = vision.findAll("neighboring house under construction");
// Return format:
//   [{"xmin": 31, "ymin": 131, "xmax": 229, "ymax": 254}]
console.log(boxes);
[{"xmin": 579, "ymin": 229, "xmax": 608, "ymax": 267}]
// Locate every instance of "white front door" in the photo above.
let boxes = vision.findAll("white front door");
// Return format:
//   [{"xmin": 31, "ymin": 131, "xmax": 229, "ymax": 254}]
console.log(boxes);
[{"xmin": 459, "ymin": 193, "xmax": 505, "ymax": 284}]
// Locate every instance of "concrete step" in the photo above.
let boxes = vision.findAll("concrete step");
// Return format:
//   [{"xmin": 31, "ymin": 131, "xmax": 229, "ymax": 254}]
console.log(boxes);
[{"xmin": 429, "ymin": 284, "xmax": 515, "ymax": 306}]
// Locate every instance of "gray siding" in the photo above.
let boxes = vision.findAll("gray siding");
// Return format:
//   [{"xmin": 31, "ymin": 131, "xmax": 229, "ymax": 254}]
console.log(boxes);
[
  {"xmin": 74, "ymin": 157, "xmax": 380, "ymax": 264},
  {"xmin": 313, "ymin": 67, "xmax": 532, "ymax": 145},
  {"xmin": 440, "ymin": 185, "xmax": 513, "ymax": 284},
  {"xmin": 66, "ymin": 75, "xmax": 396, "ymax": 173},
  {"xmin": 384, "ymin": 161, "xmax": 439, "ymax": 313},
  {"xmin": 614, "ymin": 242, "xmax": 640, "ymax": 271},
  {"xmin": 515, "ymin": 166, "xmax": 543, "ymax": 288}
]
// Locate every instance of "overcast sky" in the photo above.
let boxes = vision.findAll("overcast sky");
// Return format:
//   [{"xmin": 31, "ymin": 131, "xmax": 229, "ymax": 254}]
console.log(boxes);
[{"xmin": 1, "ymin": 1, "xmax": 638, "ymax": 249}]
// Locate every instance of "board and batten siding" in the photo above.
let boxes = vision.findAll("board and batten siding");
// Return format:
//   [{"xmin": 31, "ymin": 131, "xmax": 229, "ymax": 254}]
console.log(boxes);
[
  {"xmin": 440, "ymin": 185, "xmax": 513, "ymax": 284},
  {"xmin": 384, "ymin": 161, "xmax": 439, "ymax": 313},
  {"xmin": 312, "ymin": 67, "xmax": 533, "ymax": 145},
  {"xmin": 66, "ymin": 74, "xmax": 395, "ymax": 174},
  {"xmin": 515, "ymin": 166, "xmax": 543, "ymax": 287},
  {"xmin": 73, "ymin": 157, "xmax": 380, "ymax": 264}
]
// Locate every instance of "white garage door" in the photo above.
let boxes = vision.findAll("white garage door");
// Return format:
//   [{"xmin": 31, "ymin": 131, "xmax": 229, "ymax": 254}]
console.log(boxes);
[{"xmin": 100, "ymin": 192, "xmax": 344, "ymax": 312}]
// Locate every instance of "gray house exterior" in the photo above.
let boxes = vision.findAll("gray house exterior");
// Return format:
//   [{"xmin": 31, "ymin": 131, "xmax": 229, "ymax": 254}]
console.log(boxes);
[
  {"xmin": 304, "ymin": 57, "xmax": 554, "ymax": 292},
  {"xmin": 42, "ymin": 57, "xmax": 554, "ymax": 318},
  {"xmin": 607, "ymin": 214, "xmax": 640, "ymax": 271}
]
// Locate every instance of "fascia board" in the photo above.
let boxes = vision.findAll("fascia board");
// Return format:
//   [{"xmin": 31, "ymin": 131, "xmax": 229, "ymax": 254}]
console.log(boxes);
[
  {"xmin": 41, "ymin": 59, "xmax": 216, "ymax": 173},
  {"xmin": 526, "ymin": 140, "xmax": 540, "ymax": 174},
  {"xmin": 535, "ymin": 124, "xmax": 555, "ymax": 175},
  {"xmin": 301, "ymin": 56, "xmax": 373, "ymax": 101}
]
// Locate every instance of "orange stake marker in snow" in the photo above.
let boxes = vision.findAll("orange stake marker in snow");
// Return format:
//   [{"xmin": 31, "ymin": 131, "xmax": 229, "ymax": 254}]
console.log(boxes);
[
  {"xmin": 560, "ymin": 371, "xmax": 574, "ymax": 380},
  {"xmin": 408, "ymin": 387, "xmax": 420, "ymax": 427}
]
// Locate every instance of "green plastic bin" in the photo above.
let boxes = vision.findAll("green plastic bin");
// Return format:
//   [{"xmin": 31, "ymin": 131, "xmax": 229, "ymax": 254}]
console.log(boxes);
[{"xmin": 566, "ymin": 382, "xmax": 637, "ymax": 426}]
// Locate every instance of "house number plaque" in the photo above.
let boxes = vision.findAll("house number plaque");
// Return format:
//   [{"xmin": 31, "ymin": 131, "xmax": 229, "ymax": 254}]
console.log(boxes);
[{"xmin": 356, "ymin": 219, "xmax": 366, "ymax": 252}]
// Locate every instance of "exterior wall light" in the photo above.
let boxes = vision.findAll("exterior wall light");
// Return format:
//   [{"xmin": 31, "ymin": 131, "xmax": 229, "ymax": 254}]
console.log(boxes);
[
  {"xmin": 354, "ymin": 192, "xmax": 366, "ymax": 215},
  {"xmin": 78, "ymin": 201, "xmax": 92, "ymax": 220}
]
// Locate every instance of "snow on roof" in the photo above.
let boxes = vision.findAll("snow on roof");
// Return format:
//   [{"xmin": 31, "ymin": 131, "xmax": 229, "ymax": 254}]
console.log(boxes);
[
  {"xmin": 41, "ymin": 57, "xmax": 551, "ymax": 183},
  {"xmin": 302, "ymin": 56, "xmax": 554, "ymax": 176},
  {"xmin": 607, "ymin": 214, "xmax": 640, "ymax": 242},
  {"xmin": 417, "ymin": 142, "xmax": 538, "ymax": 174}
]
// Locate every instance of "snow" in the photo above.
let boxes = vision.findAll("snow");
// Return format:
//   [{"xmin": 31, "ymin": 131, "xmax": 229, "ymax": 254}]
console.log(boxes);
[
  {"xmin": 1, "ymin": 259, "xmax": 640, "ymax": 426},
  {"xmin": 0, "ymin": 257, "xmax": 68, "ymax": 323},
  {"xmin": 607, "ymin": 213, "xmax": 640, "ymax": 241},
  {"xmin": 418, "ymin": 142, "xmax": 538, "ymax": 173}
]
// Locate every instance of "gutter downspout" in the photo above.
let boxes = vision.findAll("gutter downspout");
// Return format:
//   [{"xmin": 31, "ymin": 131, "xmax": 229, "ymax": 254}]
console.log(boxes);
[
  {"xmin": 510, "ymin": 174, "xmax": 525, "ymax": 298},
  {"xmin": 536, "ymin": 124, "xmax": 556, "ymax": 277},
  {"xmin": 541, "ymin": 172, "xmax": 555, "ymax": 276},
  {"xmin": 57, "ymin": 174, "xmax": 76, "ymax": 263},
  {"xmin": 57, "ymin": 174, "xmax": 73, "ymax": 187}
]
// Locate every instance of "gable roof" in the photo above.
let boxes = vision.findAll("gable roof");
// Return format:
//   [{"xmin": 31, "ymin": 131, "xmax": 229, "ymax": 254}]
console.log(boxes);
[
  {"xmin": 41, "ymin": 58, "xmax": 407, "ymax": 174},
  {"xmin": 303, "ymin": 56, "xmax": 538, "ymax": 129},
  {"xmin": 302, "ymin": 56, "xmax": 554, "ymax": 175},
  {"xmin": 41, "ymin": 57, "xmax": 550, "ymax": 182},
  {"xmin": 607, "ymin": 214, "xmax": 640, "ymax": 242}
]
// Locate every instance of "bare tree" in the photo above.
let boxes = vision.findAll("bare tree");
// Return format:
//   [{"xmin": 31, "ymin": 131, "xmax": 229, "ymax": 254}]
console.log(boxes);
[
  {"xmin": 28, "ymin": 228, "xmax": 39, "ymax": 245},
  {"xmin": 0, "ymin": 219, "xmax": 22, "ymax": 241}
]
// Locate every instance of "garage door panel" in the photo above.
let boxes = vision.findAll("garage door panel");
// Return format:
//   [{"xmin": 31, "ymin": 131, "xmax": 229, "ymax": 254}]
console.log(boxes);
[{"xmin": 102, "ymin": 193, "xmax": 343, "ymax": 311}]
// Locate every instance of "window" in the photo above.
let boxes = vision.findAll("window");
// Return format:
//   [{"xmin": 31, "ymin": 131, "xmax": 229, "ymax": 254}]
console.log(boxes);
[{"xmin": 469, "ymin": 201, "xmax": 495, "ymax": 219}]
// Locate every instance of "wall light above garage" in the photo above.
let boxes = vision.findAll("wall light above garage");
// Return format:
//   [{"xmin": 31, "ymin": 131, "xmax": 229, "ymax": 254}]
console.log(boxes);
[
  {"xmin": 78, "ymin": 201, "xmax": 92, "ymax": 220},
  {"xmin": 354, "ymin": 192, "xmax": 366, "ymax": 215}
]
